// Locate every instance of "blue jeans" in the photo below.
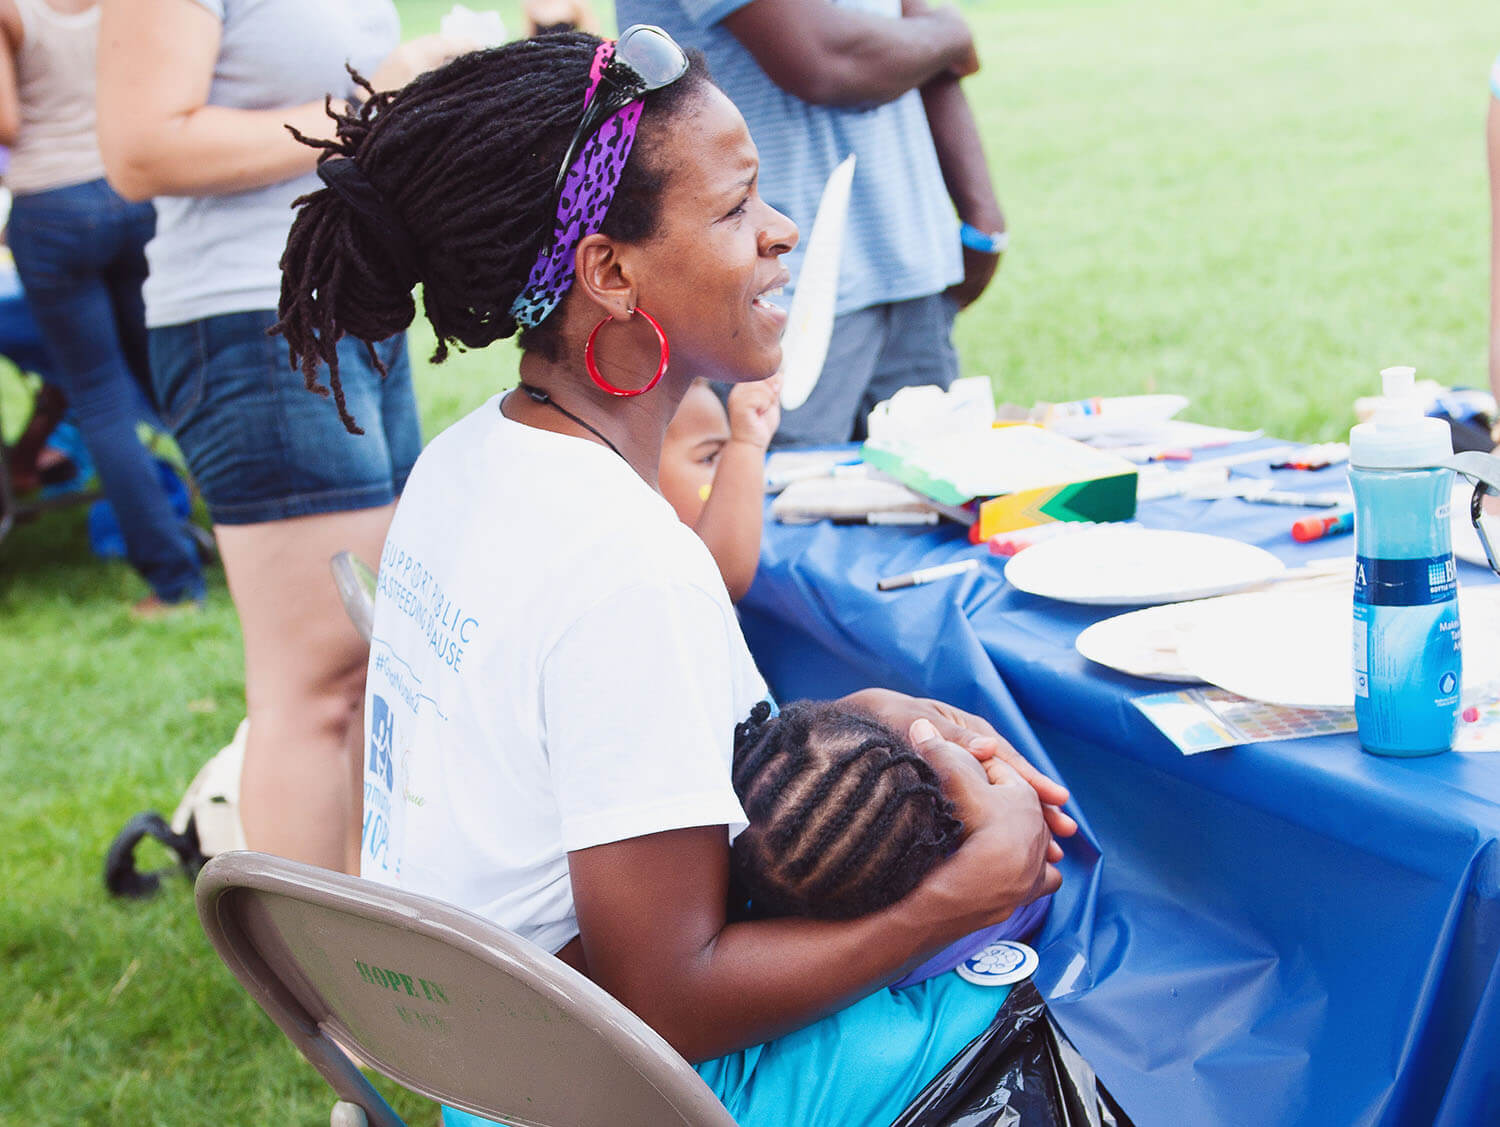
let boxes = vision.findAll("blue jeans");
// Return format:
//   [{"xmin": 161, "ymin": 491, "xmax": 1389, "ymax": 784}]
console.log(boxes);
[
  {"xmin": 8, "ymin": 180, "xmax": 204, "ymax": 602},
  {"xmin": 149, "ymin": 312, "xmax": 418, "ymax": 525}
]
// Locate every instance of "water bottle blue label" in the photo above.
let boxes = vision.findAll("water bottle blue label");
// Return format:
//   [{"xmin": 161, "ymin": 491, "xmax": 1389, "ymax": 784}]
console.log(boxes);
[{"xmin": 1353, "ymin": 555, "xmax": 1457, "ymax": 606}]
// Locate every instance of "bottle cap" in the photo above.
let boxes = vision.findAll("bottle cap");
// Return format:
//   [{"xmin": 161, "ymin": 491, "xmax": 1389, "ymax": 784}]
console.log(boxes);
[
  {"xmin": 955, "ymin": 940, "xmax": 1039, "ymax": 986},
  {"xmin": 1349, "ymin": 366, "xmax": 1453, "ymax": 469},
  {"xmin": 1380, "ymin": 365, "xmax": 1416, "ymax": 398}
]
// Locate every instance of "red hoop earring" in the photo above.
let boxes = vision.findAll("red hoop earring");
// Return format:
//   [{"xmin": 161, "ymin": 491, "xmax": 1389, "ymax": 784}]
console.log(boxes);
[{"xmin": 585, "ymin": 307, "xmax": 670, "ymax": 397}]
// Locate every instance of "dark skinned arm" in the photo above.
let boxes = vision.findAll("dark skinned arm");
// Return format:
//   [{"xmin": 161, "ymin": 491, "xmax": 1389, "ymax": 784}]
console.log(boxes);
[
  {"xmin": 902, "ymin": 0, "xmax": 1005, "ymax": 309},
  {"xmin": 567, "ymin": 727, "xmax": 1058, "ymax": 1063},
  {"xmin": 721, "ymin": 0, "xmax": 978, "ymax": 108}
]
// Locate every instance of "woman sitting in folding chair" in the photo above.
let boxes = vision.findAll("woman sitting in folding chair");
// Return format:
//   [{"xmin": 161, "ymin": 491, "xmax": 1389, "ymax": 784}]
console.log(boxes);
[{"xmin": 273, "ymin": 29, "xmax": 1076, "ymax": 1127}]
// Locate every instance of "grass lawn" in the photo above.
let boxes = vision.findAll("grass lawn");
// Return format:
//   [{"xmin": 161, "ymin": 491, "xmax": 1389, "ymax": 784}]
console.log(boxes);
[{"xmin": 1, "ymin": 0, "xmax": 1494, "ymax": 1122}]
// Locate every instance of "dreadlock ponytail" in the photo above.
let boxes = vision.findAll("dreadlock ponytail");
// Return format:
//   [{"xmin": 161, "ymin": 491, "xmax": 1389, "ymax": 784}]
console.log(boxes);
[{"xmin": 273, "ymin": 34, "xmax": 710, "ymax": 434}]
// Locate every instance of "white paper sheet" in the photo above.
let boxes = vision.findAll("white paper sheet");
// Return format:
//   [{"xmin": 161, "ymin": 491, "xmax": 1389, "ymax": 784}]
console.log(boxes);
[{"xmin": 779, "ymin": 155, "xmax": 856, "ymax": 411}]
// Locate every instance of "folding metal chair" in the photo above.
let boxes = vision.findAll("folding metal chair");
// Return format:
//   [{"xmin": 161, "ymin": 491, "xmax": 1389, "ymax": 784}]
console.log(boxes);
[
  {"xmin": 195, "ymin": 851, "xmax": 738, "ymax": 1127},
  {"xmin": 331, "ymin": 550, "xmax": 377, "ymax": 644}
]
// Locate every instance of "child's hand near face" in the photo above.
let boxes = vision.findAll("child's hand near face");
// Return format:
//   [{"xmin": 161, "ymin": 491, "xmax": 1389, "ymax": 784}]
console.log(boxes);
[
  {"xmin": 660, "ymin": 377, "xmax": 780, "ymax": 602},
  {"xmin": 725, "ymin": 372, "xmax": 782, "ymax": 453}
]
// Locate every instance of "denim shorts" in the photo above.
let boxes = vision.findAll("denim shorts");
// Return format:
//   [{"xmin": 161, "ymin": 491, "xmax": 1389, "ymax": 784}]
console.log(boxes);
[{"xmin": 149, "ymin": 310, "xmax": 421, "ymax": 525}]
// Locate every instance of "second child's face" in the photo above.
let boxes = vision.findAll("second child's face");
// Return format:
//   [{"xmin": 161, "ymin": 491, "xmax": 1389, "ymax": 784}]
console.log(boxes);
[
  {"xmin": 659, "ymin": 383, "xmax": 730, "ymax": 525},
  {"xmin": 625, "ymin": 87, "xmax": 798, "ymax": 384}
]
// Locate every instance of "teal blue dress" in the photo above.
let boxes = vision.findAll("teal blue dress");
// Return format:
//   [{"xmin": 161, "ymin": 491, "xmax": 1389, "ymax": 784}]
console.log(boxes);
[{"xmin": 442, "ymin": 973, "xmax": 1007, "ymax": 1127}]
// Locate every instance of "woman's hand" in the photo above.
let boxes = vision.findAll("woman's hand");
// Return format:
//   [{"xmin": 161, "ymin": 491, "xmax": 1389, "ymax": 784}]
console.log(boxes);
[
  {"xmin": 840, "ymin": 687, "xmax": 1078, "ymax": 841},
  {"xmin": 371, "ymin": 33, "xmax": 478, "ymax": 94},
  {"xmin": 903, "ymin": 719, "xmax": 1060, "ymax": 930}
]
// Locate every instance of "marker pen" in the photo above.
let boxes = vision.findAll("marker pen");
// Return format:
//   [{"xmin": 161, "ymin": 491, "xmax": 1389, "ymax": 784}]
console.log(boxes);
[
  {"xmin": 1292, "ymin": 510, "xmax": 1355, "ymax": 542},
  {"xmin": 1245, "ymin": 489, "xmax": 1349, "ymax": 508},
  {"xmin": 833, "ymin": 511, "xmax": 940, "ymax": 526},
  {"xmin": 876, "ymin": 557, "xmax": 980, "ymax": 591}
]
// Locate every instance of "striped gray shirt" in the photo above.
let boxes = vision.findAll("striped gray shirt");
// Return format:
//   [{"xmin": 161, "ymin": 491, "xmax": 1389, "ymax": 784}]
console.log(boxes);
[{"xmin": 616, "ymin": 0, "xmax": 963, "ymax": 317}]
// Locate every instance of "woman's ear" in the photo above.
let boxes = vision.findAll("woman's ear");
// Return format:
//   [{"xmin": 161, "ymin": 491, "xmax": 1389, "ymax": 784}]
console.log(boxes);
[{"xmin": 573, "ymin": 233, "xmax": 637, "ymax": 320}]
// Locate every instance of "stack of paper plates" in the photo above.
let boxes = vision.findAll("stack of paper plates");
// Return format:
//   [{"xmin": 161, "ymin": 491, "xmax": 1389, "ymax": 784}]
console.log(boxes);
[{"xmin": 1074, "ymin": 601, "xmax": 1210, "ymax": 682}]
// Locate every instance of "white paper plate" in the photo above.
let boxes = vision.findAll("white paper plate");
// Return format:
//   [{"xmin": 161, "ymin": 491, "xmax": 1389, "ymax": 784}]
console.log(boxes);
[
  {"xmin": 1003, "ymin": 526, "xmax": 1286, "ymax": 606},
  {"xmin": 1176, "ymin": 583, "xmax": 1500, "ymax": 709},
  {"xmin": 1074, "ymin": 601, "xmax": 1210, "ymax": 682},
  {"xmin": 1176, "ymin": 585, "xmax": 1354, "ymax": 709}
]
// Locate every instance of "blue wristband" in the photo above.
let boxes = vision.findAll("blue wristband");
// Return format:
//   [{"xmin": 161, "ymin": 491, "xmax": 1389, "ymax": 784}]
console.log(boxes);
[{"xmin": 960, "ymin": 222, "xmax": 1009, "ymax": 255}]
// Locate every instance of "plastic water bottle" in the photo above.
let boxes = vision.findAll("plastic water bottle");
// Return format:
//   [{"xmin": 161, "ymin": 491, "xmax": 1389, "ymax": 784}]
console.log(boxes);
[{"xmin": 1348, "ymin": 366, "xmax": 1461, "ymax": 756}]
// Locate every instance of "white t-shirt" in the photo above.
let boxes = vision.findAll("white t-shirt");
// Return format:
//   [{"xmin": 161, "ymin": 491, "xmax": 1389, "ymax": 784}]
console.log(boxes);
[{"xmin": 360, "ymin": 396, "xmax": 765, "ymax": 955}]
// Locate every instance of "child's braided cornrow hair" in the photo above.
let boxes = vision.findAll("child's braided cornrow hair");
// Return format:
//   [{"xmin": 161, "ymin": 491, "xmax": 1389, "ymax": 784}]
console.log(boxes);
[
  {"xmin": 730, "ymin": 700, "xmax": 963, "ymax": 921},
  {"xmin": 272, "ymin": 33, "xmax": 709, "ymax": 433}
]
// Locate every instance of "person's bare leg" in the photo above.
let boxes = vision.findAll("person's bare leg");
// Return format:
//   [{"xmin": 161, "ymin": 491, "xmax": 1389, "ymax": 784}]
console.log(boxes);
[
  {"xmin": 344, "ymin": 700, "xmax": 366, "ymax": 873},
  {"xmin": 215, "ymin": 504, "xmax": 395, "ymax": 871}
]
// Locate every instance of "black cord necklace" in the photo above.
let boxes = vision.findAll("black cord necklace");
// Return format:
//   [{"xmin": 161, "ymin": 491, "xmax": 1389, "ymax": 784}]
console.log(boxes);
[{"xmin": 514, "ymin": 382, "xmax": 626, "ymax": 462}]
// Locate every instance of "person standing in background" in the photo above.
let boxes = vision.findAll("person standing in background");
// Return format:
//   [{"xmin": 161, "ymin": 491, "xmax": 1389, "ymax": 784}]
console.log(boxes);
[
  {"xmin": 0, "ymin": 0, "xmax": 204, "ymax": 614},
  {"xmin": 523, "ymin": 0, "xmax": 599, "ymax": 36},
  {"xmin": 617, "ymin": 0, "xmax": 1007, "ymax": 447},
  {"xmin": 1488, "ymin": 52, "xmax": 1500, "ymax": 452},
  {"xmin": 96, "ymin": 0, "xmax": 467, "ymax": 872}
]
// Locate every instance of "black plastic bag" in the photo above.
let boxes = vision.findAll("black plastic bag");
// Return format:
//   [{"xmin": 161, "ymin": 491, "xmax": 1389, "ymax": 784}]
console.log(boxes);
[
  {"xmin": 890, "ymin": 981, "xmax": 1134, "ymax": 1127},
  {"xmin": 103, "ymin": 811, "xmax": 207, "ymax": 898}
]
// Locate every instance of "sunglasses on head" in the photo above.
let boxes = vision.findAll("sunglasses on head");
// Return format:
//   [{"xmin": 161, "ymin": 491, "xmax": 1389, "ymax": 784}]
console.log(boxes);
[{"xmin": 550, "ymin": 25, "xmax": 690, "ymax": 204}]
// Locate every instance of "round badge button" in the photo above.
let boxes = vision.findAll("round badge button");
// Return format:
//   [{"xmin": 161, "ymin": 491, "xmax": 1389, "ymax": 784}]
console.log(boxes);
[{"xmin": 956, "ymin": 939, "xmax": 1039, "ymax": 987}]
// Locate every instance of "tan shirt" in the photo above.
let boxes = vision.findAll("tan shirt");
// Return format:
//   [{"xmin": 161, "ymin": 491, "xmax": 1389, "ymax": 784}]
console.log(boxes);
[{"xmin": 6, "ymin": 0, "xmax": 104, "ymax": 195}]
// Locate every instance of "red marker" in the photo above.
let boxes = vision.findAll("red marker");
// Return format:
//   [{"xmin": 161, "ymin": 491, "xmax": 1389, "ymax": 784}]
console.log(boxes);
[{"xmin": 1292, "ymin": 510, "xmax": 1355, "ymax": 542}]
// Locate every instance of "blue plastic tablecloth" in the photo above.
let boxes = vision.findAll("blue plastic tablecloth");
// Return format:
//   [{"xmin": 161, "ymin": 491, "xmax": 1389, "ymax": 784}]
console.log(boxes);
[{"xmin": 739, "ymin": 446, "xmax": 1500, "ymax": 1127}]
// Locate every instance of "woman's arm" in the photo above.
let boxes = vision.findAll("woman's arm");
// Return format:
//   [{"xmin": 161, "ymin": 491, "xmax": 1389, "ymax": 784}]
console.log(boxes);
[
  {"xmin": 568, "ymin": 728, "xmax": 1057, "ymax": 1063},
  {"xmin": 96, "ymin": 0, "xmax": 348, "ymax": 200},
  {"xmin": 96, "ymin": 0, "xmax": 469, "ymax": 201},
  {"xmin": 0, "ymin": 0, "xmax": 24, "ymax": 147}
]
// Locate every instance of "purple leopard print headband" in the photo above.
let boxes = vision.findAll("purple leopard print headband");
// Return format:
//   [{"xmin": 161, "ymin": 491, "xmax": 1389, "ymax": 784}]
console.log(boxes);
[{"xmin": 508, "ymin": 42, "xmax": 644, "ymax": 331}]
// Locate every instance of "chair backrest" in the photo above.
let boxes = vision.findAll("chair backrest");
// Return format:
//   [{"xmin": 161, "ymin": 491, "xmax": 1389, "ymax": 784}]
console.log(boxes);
[
  {"xmin": 330, "ymin": 551, "xmax": 377, "ymax": 644},
  {"xmin": 196, "ymin": 852, "xmax": 738, "ymax": 1127}
]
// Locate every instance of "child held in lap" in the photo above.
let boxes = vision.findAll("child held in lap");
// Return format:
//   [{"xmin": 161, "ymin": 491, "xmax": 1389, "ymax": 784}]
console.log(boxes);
[{"xmin": 731, "ymin": 700, "xmax": 1050, "ymax": 987}]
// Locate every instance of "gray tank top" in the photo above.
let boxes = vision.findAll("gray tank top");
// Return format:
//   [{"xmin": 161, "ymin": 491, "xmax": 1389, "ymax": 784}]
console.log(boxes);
[
  {"xmin": 144, "ymin": 0, "xmax": 399, "ymax": 328},
  {"xmin": 6, "ymin": 0, "xmax": 105, "ymax": 196}
]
